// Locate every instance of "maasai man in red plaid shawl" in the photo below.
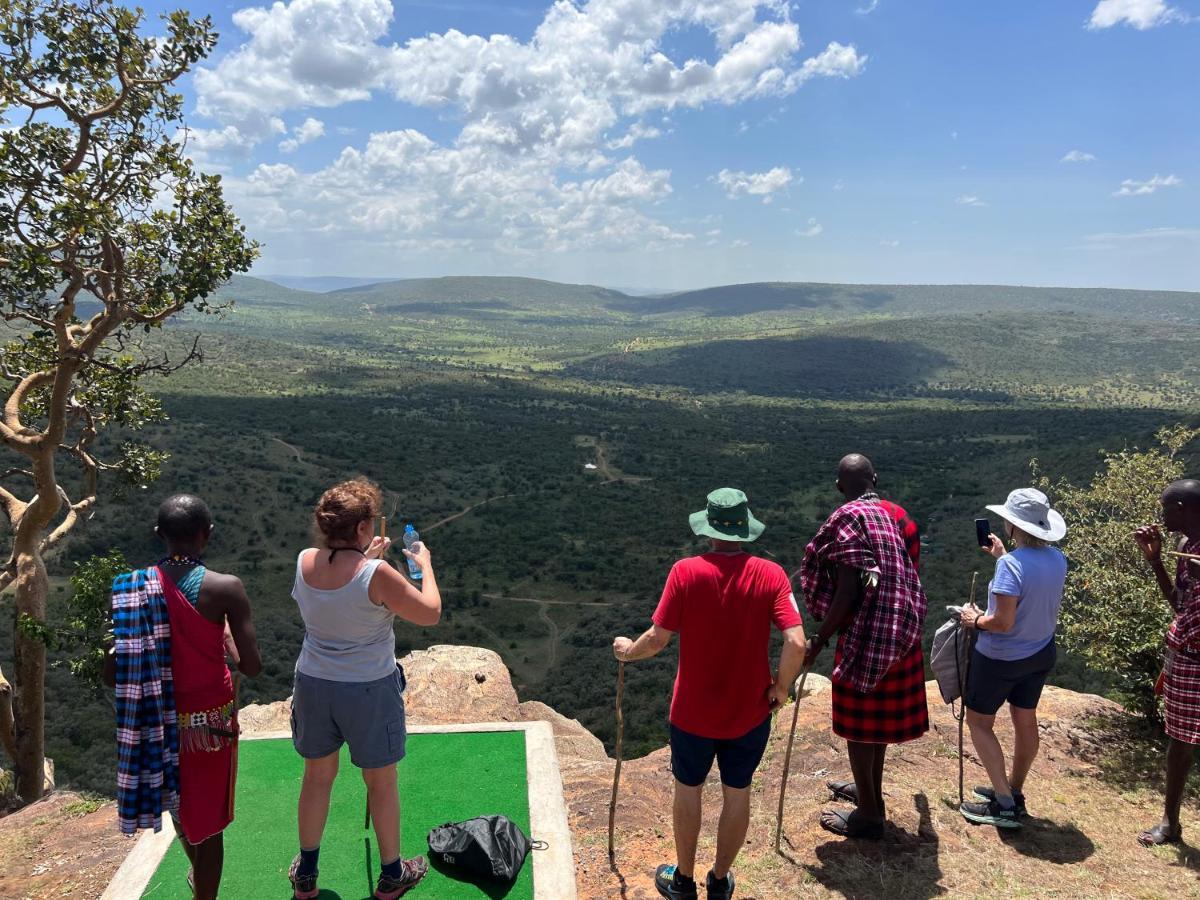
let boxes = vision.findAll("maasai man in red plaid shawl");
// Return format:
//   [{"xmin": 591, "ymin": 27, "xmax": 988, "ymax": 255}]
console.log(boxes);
[
  {"xmin": 799, "ymin": 454, "xmax": 929, "ymax": 840},
  {"xmin": 1134, "ymin": 479, "xmax": 1200, "ymax": 848}
]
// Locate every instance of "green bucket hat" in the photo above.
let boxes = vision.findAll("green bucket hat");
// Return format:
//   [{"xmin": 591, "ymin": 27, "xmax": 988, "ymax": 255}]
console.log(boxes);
[{"xmin": 688, "ymin": 487, "xmax": 765, "ymax": 542}]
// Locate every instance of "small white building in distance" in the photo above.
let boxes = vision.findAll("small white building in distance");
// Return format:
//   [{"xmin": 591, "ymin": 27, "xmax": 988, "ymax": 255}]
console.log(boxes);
[{"xmin": 584, "ymin": 463, "xmax": 598, "ymax": 470}]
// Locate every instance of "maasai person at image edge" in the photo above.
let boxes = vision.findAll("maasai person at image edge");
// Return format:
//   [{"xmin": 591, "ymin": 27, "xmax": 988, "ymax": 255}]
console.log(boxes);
[
  {"xmin": 819, "ymin": 454, "xmax": 924, "ymax": 810},
  {"xmin": 107, "ymin": 495, "xmax": 262, "ymax": 900},
  {"xmin": 958, "ymin": 488, "xmax": 1067, "ymax": 829},
  {"xmin": 611, "ymin": 488, "xmax": 806, "ymax": 900},
  {"xmin": 288, "ymin": 479, "xmax": 441, "ymax": 900},
  {"xmin": 1133, "ymin": 479, "xmax": 1200, "ymax": 847},
  {"xmin": 800, "ymin": 466, "xmax": 929, "ymax": 840}
]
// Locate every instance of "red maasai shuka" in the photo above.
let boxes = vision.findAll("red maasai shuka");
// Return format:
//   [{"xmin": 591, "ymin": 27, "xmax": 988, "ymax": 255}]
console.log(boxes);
[
  {"xmin": 800, "ymin": 496, "xmax": 928, "ymax": 694},
  {"xmin": 831, "ymin": 639, "xmax": 929, "ymax": 745},
  {"xmin": 160, "ymin": 568, "xmax": 238, "ymax": 845},
  {"xmin": 1165, "ymin": 539, "xmax": 1200, "ymax": 745}
]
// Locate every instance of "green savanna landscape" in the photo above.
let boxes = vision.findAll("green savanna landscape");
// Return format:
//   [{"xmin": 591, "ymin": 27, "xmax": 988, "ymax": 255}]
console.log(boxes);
[{"xmin": 7, "ymin": 274, "xmax": 1199, "ymax": 794}]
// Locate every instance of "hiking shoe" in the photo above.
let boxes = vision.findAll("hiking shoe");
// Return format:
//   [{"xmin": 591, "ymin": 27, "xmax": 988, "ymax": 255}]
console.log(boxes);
[
  {"xmin": 706, "ymin": 869, "xmax": 735, "ymax": 899},
  {"xmin": 374, "ymin": 857, "xmax": 428, "ymax": 899},
  {"xmin": 960, "ymin": 798, "xmax": 1021, "ymax": 829},
  {"xmin": 288, "ymin": 855, "xmax": 319, "ymax": 900},
  {"xmin": 654, "ymin": 864, "xmax": 698, "ymax": 899},
  {"xmin": 973, "ymin": 785, "xmax": 1027, "ymax": 817}
]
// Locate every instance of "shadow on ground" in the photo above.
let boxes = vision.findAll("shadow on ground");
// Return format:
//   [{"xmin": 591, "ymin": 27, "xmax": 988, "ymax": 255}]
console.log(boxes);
[{"xmin": 798, "ymin": 793, "xmax": 946, "ymax": 898}]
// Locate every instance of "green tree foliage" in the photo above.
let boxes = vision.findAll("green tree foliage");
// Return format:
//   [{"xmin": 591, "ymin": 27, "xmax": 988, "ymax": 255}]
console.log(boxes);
[
  {"xmin": 1044, "ymin": 425, "xmax": 1199, "ymax": 722},
  {"xmin": 0, "ymin": 0, "xmax": 256, "ymax": 801}
]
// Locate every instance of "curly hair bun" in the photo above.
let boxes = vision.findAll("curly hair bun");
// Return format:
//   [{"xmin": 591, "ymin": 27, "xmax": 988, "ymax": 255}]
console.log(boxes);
[{"xmin": 315, "ymin": 479, "xmax": 381, "ymax": 546}]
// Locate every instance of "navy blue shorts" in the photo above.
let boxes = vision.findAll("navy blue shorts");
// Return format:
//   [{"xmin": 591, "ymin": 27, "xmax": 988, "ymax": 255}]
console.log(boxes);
[
  {"xmin": 965, "ymin": 640, "xmax": 1056, "ymax": 716},
  {"xmin": 669, "ymin": 717, "xmax": 771, "ymax": 789}
]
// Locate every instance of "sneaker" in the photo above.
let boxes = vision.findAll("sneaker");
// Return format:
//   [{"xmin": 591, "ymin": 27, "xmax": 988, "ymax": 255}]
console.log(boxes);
[
  {"xmin": 654, "ymin": 864, "xmax": 699, "ymax": 899},
  {"xmin": 706, "ymin": 869, "xmax": 735, "ymax": 899},
  {"xmin": 960, "ymin": 798, "xmax": 1021, "ymax": 829},
  {"xmin": 287, "ymin": 855, "xmax": 319, "ymax": 900},
  {"xmin": 972, "ymin": 785, "xmax": 1027, "ymax": 818},
  {"xmin": 374, "ymin": 856, "xmax": 428, "ymax": 899}
]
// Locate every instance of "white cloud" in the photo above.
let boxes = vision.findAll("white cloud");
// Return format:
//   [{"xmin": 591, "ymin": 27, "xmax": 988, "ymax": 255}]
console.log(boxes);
[
  {"xmin": 856, "ymin": 1, "xmax": 880, "ymax": 14},
  {"xmin": 879, "ymin": 239, "xmax": 900, "ymax": 247},
  {"xmin": 1112, "ymin": 173, "xmax": 1182, "ymax": 196},
  {"xmin": 730, "ymin": 239, "xmax": 751, "ymax": 248},
  {"xmin": 796, "ymin": 217, "xmax": 823, "ymax": 237},
  {"xmin": 1087, "ymin": 0, "xmax": 1189, "ymax": 30},
  {"xmin": 191, "ymin": 0, "xmax": 863, "ymax": 255},
  {"xmin": 1061, "ymin": 149, "xmax": 1097, "ymax": 163},
  {"xmin": 794, "ymin": 42, "xmax": 867, "ymax": 85},
  {"xmin": 279, "ymin": 117, "xmax": 326, "ymax": 153},
  {"xmin": 832, "ymin": 178, "xmax": 845, "ymax": 191},
  {"xmin": 955, "ymin": 194, "xmax": 988, "ymax": 207},
  {"xmin": 716, "ymin": 166, "xmax": 794, "ymax": 202},
  {"xmin": 605, "ymin": 121, "xmax": 664, "ymax": 150}
]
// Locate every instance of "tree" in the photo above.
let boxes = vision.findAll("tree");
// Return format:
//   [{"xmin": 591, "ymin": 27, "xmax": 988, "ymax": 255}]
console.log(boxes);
[
  {"xmin": 0, "ymin": 1, "xmax": 257, "ymax": 801},
  {"xmin": 1042, "ymin": 425, "xmax": 1200, "ymax": 723}
]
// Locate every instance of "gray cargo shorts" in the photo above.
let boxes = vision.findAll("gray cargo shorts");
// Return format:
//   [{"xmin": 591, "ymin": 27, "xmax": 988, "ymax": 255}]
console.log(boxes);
[{"xmin": 291, "ymin": 666, "xmax": 407, "ymax": 769}]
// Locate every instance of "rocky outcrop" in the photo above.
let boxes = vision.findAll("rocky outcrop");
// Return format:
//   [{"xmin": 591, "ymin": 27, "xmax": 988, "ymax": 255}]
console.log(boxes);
[{"xmin": 6, "ymin": 646, "xmax": 1197, "ymax": 899}]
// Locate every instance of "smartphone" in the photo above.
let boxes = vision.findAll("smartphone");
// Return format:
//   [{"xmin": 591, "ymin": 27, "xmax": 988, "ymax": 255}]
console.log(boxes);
[{"xmin": 975, "ymin": 518, "xmax": 992, "ymax": 548}]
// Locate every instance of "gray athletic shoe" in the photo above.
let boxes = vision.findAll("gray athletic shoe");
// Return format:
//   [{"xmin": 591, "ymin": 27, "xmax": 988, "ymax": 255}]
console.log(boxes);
[
  {"xmin": 972, "ymin": 785, "xmax": 1027, "ymax": 817},
  {"xmin": 960, "ymin": 798, "xmax": 1021, "ymax": 829}
]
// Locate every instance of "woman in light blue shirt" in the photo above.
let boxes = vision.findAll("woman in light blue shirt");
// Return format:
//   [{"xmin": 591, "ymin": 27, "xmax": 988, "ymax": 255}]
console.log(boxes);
[{"xmin": 958, "ymin": 488, "xmax": 1067, "ymax": 830}]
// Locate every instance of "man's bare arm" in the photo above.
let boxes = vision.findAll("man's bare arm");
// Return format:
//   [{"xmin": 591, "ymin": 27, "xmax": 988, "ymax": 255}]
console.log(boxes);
[
  {"xmin": 219, "ymin": 576, "xmax": 262, "ymax": 678},
  {"xmin": 612, "ymin": 624, "xmax": 674, "ymax": 661}
]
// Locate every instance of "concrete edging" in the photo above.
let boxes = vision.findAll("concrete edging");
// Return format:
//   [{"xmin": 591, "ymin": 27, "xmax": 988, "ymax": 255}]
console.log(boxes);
[{"xmin": 101, "ymin": 720, "xmax": 576, "ymax": 899}]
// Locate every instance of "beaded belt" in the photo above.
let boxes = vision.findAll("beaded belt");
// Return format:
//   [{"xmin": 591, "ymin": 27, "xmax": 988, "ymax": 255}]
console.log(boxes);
[{"xmin": 178, "ymin": 699, "xmax": 238, "ymax": 753}]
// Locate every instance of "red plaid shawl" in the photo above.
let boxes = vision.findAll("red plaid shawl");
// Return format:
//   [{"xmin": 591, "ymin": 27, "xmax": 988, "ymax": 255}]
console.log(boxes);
[
  {"xmin": 1168, "ymin": 537, "xmax": 1200, "ymax": 651},
  {"xmin": 801, "ymin": 496, "xmax": 928, "ymax": 693}
]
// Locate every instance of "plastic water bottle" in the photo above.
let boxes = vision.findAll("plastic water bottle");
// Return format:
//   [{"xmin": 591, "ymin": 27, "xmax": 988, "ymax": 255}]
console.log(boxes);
[{"xmin": 402, "ymin": 524, "xmax": 423, "ymax": 581}]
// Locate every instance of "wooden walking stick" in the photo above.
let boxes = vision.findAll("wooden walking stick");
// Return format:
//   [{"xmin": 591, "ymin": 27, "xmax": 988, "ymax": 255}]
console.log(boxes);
[
  {"xmin": 607, "ymin": 660, "xmax": 626, "ymax": 862},
  {"xmin": 956, "ymin": 572, "xmax": 978, "ymax": 806},
  {"xmin": 774, "ymin": 667, "xmax": 811, "ymax": 854}
]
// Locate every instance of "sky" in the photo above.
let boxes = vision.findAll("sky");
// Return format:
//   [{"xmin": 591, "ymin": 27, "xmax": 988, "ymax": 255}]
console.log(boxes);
[{"xmin": 149, "ymin": 0, "xmax": 1198, "ymax": 291}]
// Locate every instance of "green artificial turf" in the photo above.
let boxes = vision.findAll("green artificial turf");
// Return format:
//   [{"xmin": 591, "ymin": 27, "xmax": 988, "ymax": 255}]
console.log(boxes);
[{"xmin": 141, "ymin": 731, "xmax": 532, "ymax": 899}]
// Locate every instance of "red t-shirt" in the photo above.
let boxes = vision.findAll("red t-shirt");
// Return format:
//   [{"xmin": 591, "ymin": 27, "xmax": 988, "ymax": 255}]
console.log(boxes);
[{"xmin": 652, "ymin": 552, "xmax": 804, "ymax": 739}]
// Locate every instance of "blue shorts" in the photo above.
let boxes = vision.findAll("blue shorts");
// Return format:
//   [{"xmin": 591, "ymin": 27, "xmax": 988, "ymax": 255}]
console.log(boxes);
[
  {"xmin": 291, "ymin": 666, "xmax": 407, "ymax": 769},
  {"xmin": 965, "ymin": 640, "xmax": 1056, "ymax": 716},
  {"xmin": 669, "ymin": 717, "xmax": 771, "ymax": 789}
]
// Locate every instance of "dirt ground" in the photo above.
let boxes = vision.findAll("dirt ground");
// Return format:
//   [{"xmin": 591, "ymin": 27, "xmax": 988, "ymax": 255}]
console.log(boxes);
[
  {"xmin": 3, "ymin": 648, "xmax": 1199, "ymax": 899},
  {"xmin": 567, "ymin": 681, "xmax": 1200, "ymax": 899}
]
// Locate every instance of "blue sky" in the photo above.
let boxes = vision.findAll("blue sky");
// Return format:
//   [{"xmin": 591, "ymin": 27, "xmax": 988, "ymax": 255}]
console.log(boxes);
[{"xmin": 155, "ymin": 0, "xmax": 1197, "ymax": 290}]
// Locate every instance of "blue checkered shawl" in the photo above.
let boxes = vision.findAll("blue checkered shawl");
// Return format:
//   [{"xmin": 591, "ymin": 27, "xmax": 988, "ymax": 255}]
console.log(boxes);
[{"xmin": 112, "ymin": 566, "xmax": 180, "ymax": 834}]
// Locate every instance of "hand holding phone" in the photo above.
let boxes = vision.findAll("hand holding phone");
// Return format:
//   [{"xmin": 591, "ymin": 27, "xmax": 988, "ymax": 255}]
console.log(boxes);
[{"xmin": 975, "ymin": 518, "xmax": 992, "ymax": 548}]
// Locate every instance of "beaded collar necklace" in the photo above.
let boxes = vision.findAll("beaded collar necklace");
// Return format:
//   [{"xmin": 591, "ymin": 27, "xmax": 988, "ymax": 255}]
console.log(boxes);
[{"xmin": 159, "ymin": 554, "xmax": 204, "ymax": 567}]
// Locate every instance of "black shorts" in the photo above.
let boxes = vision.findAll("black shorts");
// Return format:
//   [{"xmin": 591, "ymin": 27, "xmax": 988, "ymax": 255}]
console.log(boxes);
[
  {"xmin": 669, "ymin": 717, "xmax": 771, "ymax": 789},
  {"xmin": 964, "ymin": 640, "xmax": 1056, "ymax": 716}
]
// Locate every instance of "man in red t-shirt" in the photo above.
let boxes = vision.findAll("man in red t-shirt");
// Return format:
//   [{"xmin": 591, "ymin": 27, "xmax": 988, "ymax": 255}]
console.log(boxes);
[{"xmin": 612, "ymin": 488, "xmax": 806, "ymax": 900}]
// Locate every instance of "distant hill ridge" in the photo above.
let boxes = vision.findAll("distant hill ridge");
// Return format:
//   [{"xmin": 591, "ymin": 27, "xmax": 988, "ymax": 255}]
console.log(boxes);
[{"xmin": 222, "ymin": 274, "xmax": 1200, "ymax": 323}]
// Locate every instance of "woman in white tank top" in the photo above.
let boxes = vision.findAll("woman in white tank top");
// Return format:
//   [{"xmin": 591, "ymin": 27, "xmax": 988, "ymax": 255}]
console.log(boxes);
[{"xmin": 287, "ymin": 479, "xmax": 441, "ymax": 900}]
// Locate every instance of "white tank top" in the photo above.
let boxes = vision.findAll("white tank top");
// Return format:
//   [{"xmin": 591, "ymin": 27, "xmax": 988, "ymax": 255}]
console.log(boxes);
[{"xmin": 292, "ymin": 551, "xmax": 397, "ymax": 682}]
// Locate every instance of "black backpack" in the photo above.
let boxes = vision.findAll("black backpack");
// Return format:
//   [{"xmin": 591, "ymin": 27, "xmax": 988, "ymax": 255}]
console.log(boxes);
[{"xmin": 426, "ymin": 815, "xmax": 543, "ymax": 883}]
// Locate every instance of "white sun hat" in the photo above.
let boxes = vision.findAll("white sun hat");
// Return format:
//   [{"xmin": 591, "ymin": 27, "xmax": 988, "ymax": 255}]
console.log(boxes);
[{"xmin": 986, "ymin": 488, "xmax": 1067, "ymax": 542}]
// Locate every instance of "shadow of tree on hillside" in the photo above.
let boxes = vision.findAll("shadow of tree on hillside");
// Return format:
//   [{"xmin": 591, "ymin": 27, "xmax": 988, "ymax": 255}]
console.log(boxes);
[
  {"xmin": 803, "ymin": 793, "xmax": 946, "ymax": 898},
  {"xmin": 566, "ymin": 336, "xmax": 952, "ymax": 400}
]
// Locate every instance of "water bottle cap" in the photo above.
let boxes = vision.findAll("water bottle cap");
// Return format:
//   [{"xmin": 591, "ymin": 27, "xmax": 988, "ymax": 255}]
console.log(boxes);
[{"xmin": 404, "ymin": 524, "xmax": 416, "ymax": 533}]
